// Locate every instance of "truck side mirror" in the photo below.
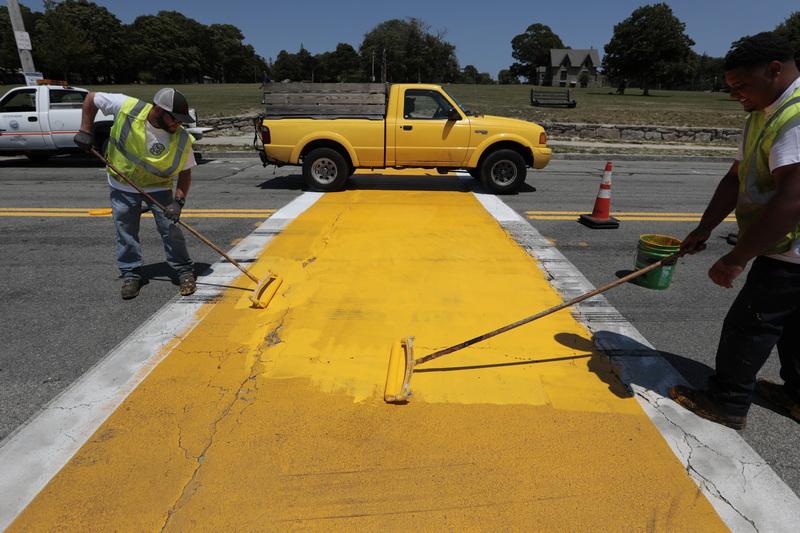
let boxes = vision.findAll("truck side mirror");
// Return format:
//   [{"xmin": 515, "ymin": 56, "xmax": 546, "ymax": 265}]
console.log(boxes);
[{"xmin": 447, "ymin": 108, "xmax": 461, "ymax": 121}]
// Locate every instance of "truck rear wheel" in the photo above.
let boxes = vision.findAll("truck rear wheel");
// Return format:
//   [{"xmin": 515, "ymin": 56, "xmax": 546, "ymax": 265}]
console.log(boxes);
[
  {"xmin": 302, "ymin": 148, "xmax": 350, "ymax": 192},
  {"xmin": 480, "ymin": 149, "xmax": 526, "ymax": 194}
]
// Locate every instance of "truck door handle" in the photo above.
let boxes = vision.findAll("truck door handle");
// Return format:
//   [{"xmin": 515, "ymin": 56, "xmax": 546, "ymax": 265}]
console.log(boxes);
[
  {"xmin": 401, "ymin": 125, "xmax": 412, "ymax": 131},
  {"xmin": 28, "ymin": 116, "xmax": 38, "ymax": 122}
]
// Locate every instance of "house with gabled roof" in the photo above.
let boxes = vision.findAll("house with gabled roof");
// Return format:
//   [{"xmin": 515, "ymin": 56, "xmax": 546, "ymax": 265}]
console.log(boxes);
[{"xmin": 536, "ymin": 49, "xmax": 604, "ymax": 88}]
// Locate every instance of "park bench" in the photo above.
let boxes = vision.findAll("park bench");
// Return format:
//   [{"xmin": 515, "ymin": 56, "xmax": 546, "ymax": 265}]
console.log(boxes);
[{"xmin": 530, "ymin": 88, "xmax": 577, "ymax": 108}]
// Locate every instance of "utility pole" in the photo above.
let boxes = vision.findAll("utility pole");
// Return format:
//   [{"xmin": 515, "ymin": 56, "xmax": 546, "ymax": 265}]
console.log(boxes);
[
  {"xmin": 382, "ymin": 47, "xmax": 386, "ymax": 83},
  {"xmin": 6, "ymin": 0, "xmax": 40, "ymax": 85}
]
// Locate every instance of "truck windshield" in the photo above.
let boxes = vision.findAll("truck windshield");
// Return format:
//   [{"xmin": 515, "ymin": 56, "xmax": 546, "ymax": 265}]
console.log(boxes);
[{"xmin": 440, "ymin": 87, "xmax": 472, "ymax": 117}]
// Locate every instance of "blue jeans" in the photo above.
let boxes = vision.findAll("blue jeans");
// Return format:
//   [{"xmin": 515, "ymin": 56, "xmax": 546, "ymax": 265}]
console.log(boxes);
[
  {"xmin": 109, "ymin": 186, "xmax": 194, "ymax": 279},
  {"xmin": 710, "ymin": 256, "xmax": 800, "ymax": 415}
]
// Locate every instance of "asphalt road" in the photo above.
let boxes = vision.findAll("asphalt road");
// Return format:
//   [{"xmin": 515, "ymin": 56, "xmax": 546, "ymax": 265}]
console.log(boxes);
[{"xmin": 1, "ymin": 153, "xmax": 797, "ymax": 499}]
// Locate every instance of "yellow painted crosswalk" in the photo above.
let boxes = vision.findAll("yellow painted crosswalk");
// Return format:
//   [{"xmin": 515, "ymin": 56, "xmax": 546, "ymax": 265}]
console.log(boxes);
[{"xmin": 7, "ymin": 188, "xmax": 726, "ymax": 530}]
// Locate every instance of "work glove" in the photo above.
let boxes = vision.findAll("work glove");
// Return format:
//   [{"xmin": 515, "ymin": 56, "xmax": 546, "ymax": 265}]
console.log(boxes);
[
  {"xmin": 73, "ymin": 130, "xmax": 93, "ymax": 152},
  {"xmin": 163, "ymin": 200, "xmax": 183, "ymax": 222}
]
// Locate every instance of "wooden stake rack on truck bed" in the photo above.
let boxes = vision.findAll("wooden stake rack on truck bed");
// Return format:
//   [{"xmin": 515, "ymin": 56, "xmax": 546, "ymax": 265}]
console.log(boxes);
[{"xmin": 262, "ymin": 83, "xmax": 387, "ymax": 119}]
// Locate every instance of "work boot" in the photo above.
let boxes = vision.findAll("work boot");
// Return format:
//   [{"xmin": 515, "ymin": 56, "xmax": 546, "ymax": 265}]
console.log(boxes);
[
  {"xmin": 121, "ymin": 277, "xmax": 141, "ymax": 300},
  {"xmin": 179, "ymin": 273, "xmax": 197, "ymax": 296},
  {"xmin": 755, "ymin": 378, "xmax": 800, "ymax": 422},
  {"xmin": 669, "ymin": 385, "xmax": 747, "ymax": 430}
]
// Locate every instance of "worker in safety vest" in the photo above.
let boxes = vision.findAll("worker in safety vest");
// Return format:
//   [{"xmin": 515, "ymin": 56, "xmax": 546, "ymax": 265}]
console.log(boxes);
[
  {"xmin": 74, "ymin": 88, "xmax": 197, "ymax": 300},
  {"xmin": 672, "ymin": 32, "xmax": 800, "ymax": 430}
]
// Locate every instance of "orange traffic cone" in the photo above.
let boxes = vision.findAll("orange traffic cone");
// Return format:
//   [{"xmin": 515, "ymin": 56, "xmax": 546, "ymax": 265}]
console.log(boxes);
[{"xmin": 579, "ymin": 162, "xmax": 620, "ymax": 229}]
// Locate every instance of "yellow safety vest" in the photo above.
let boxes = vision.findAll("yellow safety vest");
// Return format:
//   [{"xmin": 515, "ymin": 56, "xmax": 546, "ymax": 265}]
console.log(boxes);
[
  {"xmin": 107, "ymin": 97, "xmax": 194, "ymax": 189},
  {"xmin": 737, "ymin": 84, "xmax": 800, "ymax": 255}
]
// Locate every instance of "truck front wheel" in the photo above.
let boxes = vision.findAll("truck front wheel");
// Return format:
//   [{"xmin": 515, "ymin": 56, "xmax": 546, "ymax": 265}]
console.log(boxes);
[
  {"xmin": 480, "ymin": 149, "xmax": 527, "ymax": 194},
  {"xmin": 302, "ymin": 148, "xmax": 350, "ymax": 191}
]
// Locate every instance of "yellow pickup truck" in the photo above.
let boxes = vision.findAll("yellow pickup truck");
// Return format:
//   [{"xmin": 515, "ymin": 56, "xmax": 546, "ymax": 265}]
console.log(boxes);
[{"xmin": 254, "ymin": 83, "xmax": 551, "ymax": 194}]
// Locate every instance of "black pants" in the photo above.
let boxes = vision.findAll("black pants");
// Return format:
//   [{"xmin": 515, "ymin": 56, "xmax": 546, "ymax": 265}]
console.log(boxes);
[{"xmin": 709, "ymin": 256, "xmax": 800, "ymax": 415}]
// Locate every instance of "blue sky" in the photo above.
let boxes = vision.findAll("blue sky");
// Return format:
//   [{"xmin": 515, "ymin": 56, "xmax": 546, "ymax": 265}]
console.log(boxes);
[{"xmin": 13, "ymin": 0, "xmax": 799, "ymax": 77}]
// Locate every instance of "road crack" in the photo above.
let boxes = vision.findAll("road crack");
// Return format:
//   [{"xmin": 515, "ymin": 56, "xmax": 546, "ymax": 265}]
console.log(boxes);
[{"xmin": 160, "ymin": 348, "xmax": 267, "ymax": 531}]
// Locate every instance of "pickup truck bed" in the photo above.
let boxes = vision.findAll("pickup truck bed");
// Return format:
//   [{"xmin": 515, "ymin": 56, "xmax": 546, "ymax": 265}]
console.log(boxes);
[{"xmin": 263, "ymin": 83, "xmax": 387, "ymax": 119}]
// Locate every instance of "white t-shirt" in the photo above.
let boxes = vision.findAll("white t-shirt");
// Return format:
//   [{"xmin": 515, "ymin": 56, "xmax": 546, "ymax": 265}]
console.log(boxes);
[
  {"xmin": 734, "ymin": 77, "xmax": 800, "ymax": 263},
  {"xmin": 94, "ymin": 92, "xmax": 196, "ymax": 193}
]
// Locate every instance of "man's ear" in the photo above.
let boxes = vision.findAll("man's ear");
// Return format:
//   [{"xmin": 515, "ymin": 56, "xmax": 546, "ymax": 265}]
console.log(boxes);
[{"xmin": 767, "ymin": 61, "xmax": 783, "ymax": 79}]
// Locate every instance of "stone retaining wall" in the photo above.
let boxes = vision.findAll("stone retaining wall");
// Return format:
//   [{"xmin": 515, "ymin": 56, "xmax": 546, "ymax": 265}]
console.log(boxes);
[
  {"xmin": 201, "ymin": 115, "xmax": 259, "ymax": 135},
  {"xmin": 200, "ymin": 115, "xmax": 742, "ymax": 144},
  {"xmin": 542, "ymin": 122, "xmax": 741, "ymax": 144}
]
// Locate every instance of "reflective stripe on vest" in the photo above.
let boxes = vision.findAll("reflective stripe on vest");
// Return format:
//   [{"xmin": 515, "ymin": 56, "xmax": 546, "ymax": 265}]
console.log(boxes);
[
  {"xmin": 107, "ymin": 98, "xmax": 193, "ymax": 189},
  {"xmin": 737, "ymin": 86, "xmax": 800, "ymax": 255}
]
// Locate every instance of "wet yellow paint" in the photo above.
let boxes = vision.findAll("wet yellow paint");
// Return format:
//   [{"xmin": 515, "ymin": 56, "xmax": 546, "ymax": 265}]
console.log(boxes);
[
  {"xmin": 249, "ymin": 188, "xmax": 639, "ymax": 409},
  {"xmin": 640, "ymin": 234, "xmax": 683, "ymax": 247},
  {"xmin": 10, "ymin": 183, "xmax": 726, "ymax": 531}
]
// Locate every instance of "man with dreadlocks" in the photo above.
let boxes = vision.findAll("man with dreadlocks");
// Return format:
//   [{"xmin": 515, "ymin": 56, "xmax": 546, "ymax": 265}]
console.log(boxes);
[{"xmin": 671, "ymin": 32, "xmax": 800, "ymax": 430}]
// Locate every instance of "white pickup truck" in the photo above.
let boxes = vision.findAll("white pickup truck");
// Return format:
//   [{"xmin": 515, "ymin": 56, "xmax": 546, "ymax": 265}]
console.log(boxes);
[{"xmin": 0, "ymin": 82, "xmax": 209, "ymax": 161}]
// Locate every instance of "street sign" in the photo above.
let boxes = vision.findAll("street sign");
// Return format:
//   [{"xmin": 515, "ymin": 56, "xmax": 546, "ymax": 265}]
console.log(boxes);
[{"xmin": 14, "ymin": 31, "xmax": 32, "ymax": 51}]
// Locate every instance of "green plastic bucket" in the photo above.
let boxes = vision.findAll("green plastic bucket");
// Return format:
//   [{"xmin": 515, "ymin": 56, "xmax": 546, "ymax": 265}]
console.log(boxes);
[{"xmin": 632, "ymin": 234, "xmax": 682, "ymax": 290}]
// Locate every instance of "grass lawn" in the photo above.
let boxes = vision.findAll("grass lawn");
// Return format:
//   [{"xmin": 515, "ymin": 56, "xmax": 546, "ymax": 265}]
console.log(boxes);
[
  {"xmin": 75, "ymin": 83, "xmax": 745, "ymax": 130},
  {"xmin": 444, "ymin": 84, "xmax": 744, "ymax": 129},
  {"xmin": 82, "ymin": 83, "xmax": 266, "ymax": 121}
]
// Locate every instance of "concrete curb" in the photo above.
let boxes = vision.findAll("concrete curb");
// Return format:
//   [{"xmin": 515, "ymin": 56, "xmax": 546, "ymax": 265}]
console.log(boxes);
[
  {"xmin": 551, "ymin": 153, "xmax": 731, "ymax": 162},
  {"xmin": 194, "ymin": 150, "xmax": 732, "ymax": 163}
]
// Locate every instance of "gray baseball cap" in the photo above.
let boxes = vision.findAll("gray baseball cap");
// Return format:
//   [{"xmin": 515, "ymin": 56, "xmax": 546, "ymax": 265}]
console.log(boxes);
[{"xmin": 153, "ymin": 88, "xmax": 194, "ymax": 123}]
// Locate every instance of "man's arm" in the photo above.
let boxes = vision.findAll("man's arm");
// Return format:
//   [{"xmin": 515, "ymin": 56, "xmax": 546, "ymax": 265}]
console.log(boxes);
[
  {"xmin": 79, "ymin": 92, "xmax": 99, "ymax": 133},
  {"xmin": 681, "ymin": 160, "xmax": 740, "ymax": 254},
  {"xmin": 710, "ymin": 161, "xmax": 800, "ymax": 287},
  {"xmin": 164, "ymin": 169, "xmax": 191, "ymax": 222},
  {"xmin": 175, "ymin": 169, "xmax": 191, "ymax": 200},
  {"xmin": 74, "ymin": 92, "xmax": 99, "ymax": 151}
]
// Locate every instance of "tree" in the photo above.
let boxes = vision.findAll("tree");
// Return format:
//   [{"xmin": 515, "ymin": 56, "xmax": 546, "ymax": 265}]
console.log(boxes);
[
  {"xmin": 203, "ymin": 25, "xmax": 266, "ymax": 83},
  {"xmin": 128, "ymin": 11, "xmax": 205, "ymax": 83},
  {"xmin": 33, "ymin": 0, "xmax": 125, "ymax": 83},
  {"xmin": 461, "ymin": 64, "xmax": 479, "ymax": 81},
  {"xmin": 272, "ymin": 49, "xmax": 300, "ymax": 82},
  {"xmin": 510, "ymin": 24, "xmax": 565, "ymax": 83},
  {"xmin": 296, "ymin": 45, "xmax": 317, "ymax": 81},
  {"xmin": 692, "ymin": 53, "xmax": 725, "ymax": 91},
  {"xmin": 459, "ymin": 65, "xmax": 493, "ymax": 84},
  {"xmin": 497, "ymin": 69, "xmax": 520, "ymax": 85},
  {"xmin": 602, "ymin": 3, "xmax": 695, "ymax": 95},
  {"xmin": 315, "ymin": 43, "xmax": 362, "ymax": 82},
  {"xmin": 0, "ymin": 8, "xmax": 14, "ymax": 77},
  {"xmin": 774, "ymin": 11, "xmax": 800, "ymax": 67},
  {"xmin": 359, "ymin": 18, "xmax": 460, "ymax": 83},
  {"xmin": 207, "ymin": 24, "xmax": 246, "ymax": 83}
]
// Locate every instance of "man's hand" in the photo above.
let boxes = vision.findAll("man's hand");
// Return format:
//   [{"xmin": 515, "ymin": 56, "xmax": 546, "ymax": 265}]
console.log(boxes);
[
  {"xmin": 163, "ymin": 201, "xmax": 182, "ymax": 222},
  {"xmin": 73, "ymin": 130, "xmax": 93, "ymax": 152},
  {"xmin": 680, "ymin": 227, "xmax": 711, "ymax": 255},
  {"xmin": 709, "ymin": 253, "xmax": 748, "ymax": 288}
]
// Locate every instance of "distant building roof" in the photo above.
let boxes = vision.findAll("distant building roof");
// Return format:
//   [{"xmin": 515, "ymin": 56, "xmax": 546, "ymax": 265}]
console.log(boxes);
[{"xmin": 549, "ymin": 49, "xmax": 600, "ymax": 68}]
